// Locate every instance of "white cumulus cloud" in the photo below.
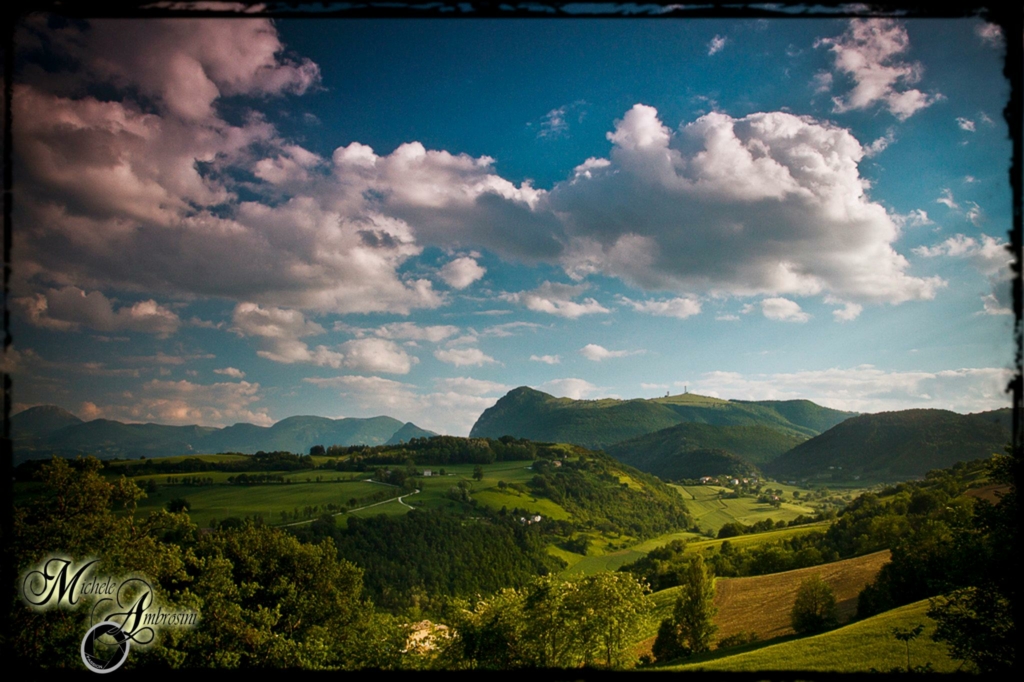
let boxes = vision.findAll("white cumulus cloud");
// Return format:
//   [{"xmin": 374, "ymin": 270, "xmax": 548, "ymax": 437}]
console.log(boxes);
[
  {"xmin": 530, "ymin": 354, "xmax": 561, "ymax": 365},
  {"xmin": 760, "ymin": 297, "xmax": 811, "ymax": 322},
  {"xmin": 440, "ymin": 256, "xmax": 487, "ymax": 289},
  {"xmin": 817, "ymin": 19, "xmax": 940, "ymax": 120},
  {"xmin": 80, "ymin": 379, "xmax": 273, "ymax": 426},
  {"xmin": 579, "ymin": 344, "xmax": 640, "ymax": 361},
  {"xmin": 537, "ymin": 378, "xmax": 599, "ymax": 400},
  {"xmin": 914, "ymin": 234, "xmax": 1013, "ymax": 315},
  {"xmin": 550, "ymin": 105, "xmax": 943, "ymax": 305},
  {"xmin": 620, "ymin": 295, "xmax": 702, "ymax": 319},
  {"xmin": 434, "ymin": 347, "xmax": 498, "ymax": 367},
  {"xmin": 504, "ymin": 281, "xmax": 610, "ymax": 319}
]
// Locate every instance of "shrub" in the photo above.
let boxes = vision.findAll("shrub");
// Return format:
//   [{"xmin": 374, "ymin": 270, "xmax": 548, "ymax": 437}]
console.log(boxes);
[
  {"xmin": 716, "ymin": 631, "xmax": 759, "ymax": 649},
  {"xmin": 166, "ymin": 497, "xmax": 191, "ymax": 513}
]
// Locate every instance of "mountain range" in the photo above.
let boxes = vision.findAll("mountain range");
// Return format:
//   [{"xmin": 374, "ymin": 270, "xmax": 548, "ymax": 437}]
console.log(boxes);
[
  {"xmin": 10, "ymin": 406, "xmax": 436, "ymax": 463},
  {"xmin": 468, "ymin": 387, "xmax": 1012, "ymax": 482},
  {"xmin": 13, "ymin": 388, "xmax": 1013, "ymax": 482}
]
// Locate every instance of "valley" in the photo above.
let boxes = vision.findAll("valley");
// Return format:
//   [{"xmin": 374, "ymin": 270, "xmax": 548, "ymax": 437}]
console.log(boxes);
[{"xmin": 9, "ymin": 388, "xmax": 1016, "ymax": 673}]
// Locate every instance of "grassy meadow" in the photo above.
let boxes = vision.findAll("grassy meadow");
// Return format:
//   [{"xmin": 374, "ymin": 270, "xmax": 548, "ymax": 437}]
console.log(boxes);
[
  {"xmin": 672, "ymin": 483, "xmax": 819, "ymax": 532},
  {"xmin": 669, "ymin": 598, "xmax": 959, "ymax": 672}
]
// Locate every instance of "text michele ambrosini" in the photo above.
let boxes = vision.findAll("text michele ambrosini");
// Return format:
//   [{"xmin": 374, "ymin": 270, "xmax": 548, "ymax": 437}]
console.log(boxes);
[{"xmin": 20, "ymin": 556, "xmax": 199, "ymax": 673}]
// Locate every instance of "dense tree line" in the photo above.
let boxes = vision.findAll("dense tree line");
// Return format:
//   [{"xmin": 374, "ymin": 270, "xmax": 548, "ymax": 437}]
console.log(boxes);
[
  {"xmin": 328, "ymin": 435, "xmax": 553, "ymax": 468},
  {"xmin": 857, "ymin": 452, "xmax": 1017, "ymax": 671},
  {"xmin": 621, "ymin": 530, "xmax": 844, "ymax": 592},
  {"xmin": 76, "ymin": 450, "xmax": 315, "ymax": 476},
  {"xmin": 291, "ymin": 510, "xmax": 564, "ymax": 613}
]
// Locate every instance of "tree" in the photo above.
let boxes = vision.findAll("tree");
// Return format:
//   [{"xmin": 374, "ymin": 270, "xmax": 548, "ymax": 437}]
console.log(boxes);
[
  {"xmin": 928, "ymin": 587, "xmax": 1013, "ymax": 672},
  {"xmin": 652, "ymin": 617, "xmax": 689, "ymax": 663},
  {"xmin": 678, "ymin": 554, "xmax": 717, "ymax": 653},
  {"xmin": 472, "ymin": 465, "xmax": 484, "ymax": 481},
  {"xmin": 310, "ymin": 444, "xmax": 326, "ymax": 456},
  {"xmin": 791, "ymin": 575, "xmax": 839, "ymax": 634},
  {"xmin": 891, "ymin": 623, "xmax": 924, "ymax": 672},
  {"xmin": 654, "ymin": 554, "xmax": 717, "ymax": 661}
]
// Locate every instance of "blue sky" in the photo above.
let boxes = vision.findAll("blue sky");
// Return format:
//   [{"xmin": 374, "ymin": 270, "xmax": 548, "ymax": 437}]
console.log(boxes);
[{"xmin": 7, "ymin": 12, "xmax": 1016, "ymax": 435}]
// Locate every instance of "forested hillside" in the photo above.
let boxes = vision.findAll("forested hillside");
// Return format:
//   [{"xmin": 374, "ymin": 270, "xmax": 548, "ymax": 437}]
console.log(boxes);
[
  {"xmin": 605, "ymin": 423, "xmax": 804, "ymax": 480},
  {"xmin": 765, "ymin": 409, "xmax": 1012, "ymax": 480}
]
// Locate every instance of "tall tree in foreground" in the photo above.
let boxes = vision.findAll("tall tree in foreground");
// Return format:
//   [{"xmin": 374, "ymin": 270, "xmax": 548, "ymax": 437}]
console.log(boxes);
[
  {"xmin": 791, "ymin": 575, "xmax": 839, "ymax": 634},
  {"xmin": 653, "ymin": 554, "xmax": 717, "ymax": 662}
]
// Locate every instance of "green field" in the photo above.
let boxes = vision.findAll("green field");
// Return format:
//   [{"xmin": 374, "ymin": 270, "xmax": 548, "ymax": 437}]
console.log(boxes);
[
  {"xmin": 133, "ymin": 478, "xmax": 394, "ymax": 527},
  {"xmin": 669, "ymin": 599, "xmax": 959, "ymax": 672},
  {"xmin": 684, "ymin": 522, "xmax": 830, "ymax": 555},
  {"xmin": 345, "ymin": 496, "xmax": 417, "ymax": 519},
  {"xmin": 673, "ymin": 484, "xmax": 819, "ymax": 533},
  {"xmin": 123, "ymin": 459, "xmax": 552, "ymax": 527},
  {"xmin": 105, "ymin": 453, "xmax": 249, "ymax": 467}
]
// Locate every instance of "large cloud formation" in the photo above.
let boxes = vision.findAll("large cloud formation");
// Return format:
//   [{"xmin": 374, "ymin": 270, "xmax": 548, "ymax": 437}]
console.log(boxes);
[
  {"xmin": 14, "ymin": 18, "xmax": 942, "ymax": 328},
  {"xmin": 550, "ymin": 105, "xmax": 943, "ymax": 304},
  {"xmin": 14, "ymin": 18, "xmax": 446, "ymax": 315}
]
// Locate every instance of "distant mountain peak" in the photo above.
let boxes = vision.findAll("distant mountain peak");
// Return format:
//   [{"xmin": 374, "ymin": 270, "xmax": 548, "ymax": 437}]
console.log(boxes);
[{"xmin": 11, "ymin": 405, "xmax": 84, "ymax": 440}]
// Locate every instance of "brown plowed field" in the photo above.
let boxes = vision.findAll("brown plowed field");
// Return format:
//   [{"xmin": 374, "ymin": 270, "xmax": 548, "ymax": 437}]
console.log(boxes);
[
  {"xmin": 637, "ymin": 549, "xmax": 891, "ymax": 656},
  {"xmin": 965, "ymin": 483, "xmax": 1010, "ymax": 504},
  {"xmin": 712, "ymin": 549, "xmax": 891, "ymax": 642}
]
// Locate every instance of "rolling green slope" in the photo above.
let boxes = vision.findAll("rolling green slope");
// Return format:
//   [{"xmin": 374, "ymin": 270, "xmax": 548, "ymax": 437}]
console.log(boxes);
[
  {"xmin": 766, "ymin": 408, "xmax": 1011, "ymax": 481},
  {"xmin": 470, "ymin": 387, "xmax": 854, "ymax": 451},
  {"xmin": 671, "ymin": 598, "xmax": 958, "ymax": 672},
  {"xmin": 736, "ymin": 399, "xmax": 858, "ymax": 435}
]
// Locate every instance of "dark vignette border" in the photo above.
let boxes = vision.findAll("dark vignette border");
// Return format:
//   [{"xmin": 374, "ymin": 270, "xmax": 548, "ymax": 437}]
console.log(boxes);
[{"xmin": 0, "ymin": 1, "xmax": 1019, "ymax": 679}]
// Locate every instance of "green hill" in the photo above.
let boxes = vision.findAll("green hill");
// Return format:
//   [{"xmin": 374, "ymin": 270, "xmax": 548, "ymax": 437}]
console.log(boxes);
[
  {"xmin": 469, "ymin": 386, "xmax": 684, "ymax": 449},
  {"xmin": 470, "ymin": 387, "xmax": 854, "ymax": 450},
  {"xmin": 605, "ymin": 422, "xmax": 805, "ymax": 480},
  {"xmin": 670, "ymin": 598, "xmax": 958, "ymax": 672},
  {"xmin": 765, "ymin": 408, "xmax": 1011, "ymax": 481},
  {"xmin": 385, "ymin": 421, "xmax": 439, "ymax": 444}
]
